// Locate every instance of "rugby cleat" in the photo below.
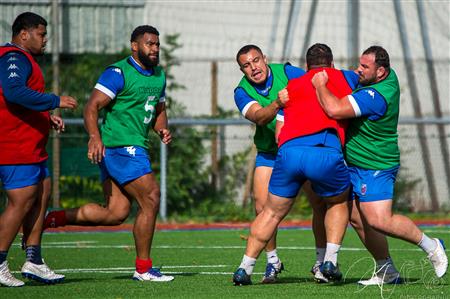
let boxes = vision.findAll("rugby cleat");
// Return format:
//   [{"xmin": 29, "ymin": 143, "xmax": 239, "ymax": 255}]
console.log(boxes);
[
  {"xmin": 358, "ymin": 270, "xmax": 402, "ymax": 286},
  {"xmin": 21, "ymin": 260, "xmax": 65, "ymax": 284},
  {"xmin": 320, "ymin": 261, "xmax": 342, "ymax": 281},
  {"xmin": 132, "ymin": 268, "xmax": 174, "ymax": 282},
  {"xmin": 427, "ymin": 238, "xmax": 448, "ymax": 278},
  {"xmin": 233, "ymin": 268, "xmax": 252, "ymax": 286},
  {"xmin": 311, "ymin": 263, "xmax": 328, "ymax": 283},
  {"xmin": 261, "ymin": 261, "xmax": 284, "ymax": 283},
  {"xmin": 0, "ymin": 261, "xmax": 24, "ymax": 287}
]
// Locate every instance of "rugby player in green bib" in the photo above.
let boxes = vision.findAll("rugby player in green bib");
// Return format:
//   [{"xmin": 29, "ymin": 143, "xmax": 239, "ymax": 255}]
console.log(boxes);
[
  {"xmin": 233, "ymin": 45, "xmax": 328, "ymax": 283},
  {"xmin": 44, "ymin": 25, "xmax": 174, "ymax": 282},
  {"xmin": 312, "ymin": 45, "xmax": 448, "ymax": 284}
]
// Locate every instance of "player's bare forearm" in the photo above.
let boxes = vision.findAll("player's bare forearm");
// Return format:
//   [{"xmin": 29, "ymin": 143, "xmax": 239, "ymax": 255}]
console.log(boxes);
[
  {"xmin": 251, "ymin": 101, "xmax": 282, "ymax": 126},
  {"xmin": 84, "ymin": 105, "xmax": 100, "ymax": 138},
  {"xmin": 154, "ymin": 108, "xmax": 171, "ymax": 144},
  {"xmin": 251, "ymin": 88, "xmax": 288, "ymax": 126},
  {"xmin": 153, "ymin": 102, "xmax": 168, "ymax": 133},
  {"xmin": 246, "ymin": 94, "xmax": 285, "ymax": 126},
  {"xmin": 84, "ymin": 100, "xmax": 101, "ymax": 138},
  {"xmin": 84, "ymin": 89, "xmax": 110, "ymax": 163},
  {"xmin": 315, "ymin": 85, "xmax": 340, "ymax": 117},
  {"xmin": 83, "ymin": 89, "xmax": 111, "ymax": 138},
  {"xmin": 316, "ymin": 87, "xmax": 355, "ymax": 120}
]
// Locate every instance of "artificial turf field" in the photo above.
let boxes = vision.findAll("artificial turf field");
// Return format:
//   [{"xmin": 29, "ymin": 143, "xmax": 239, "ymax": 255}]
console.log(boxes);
[{"xmin": 2, "ymin": 226, "xmax": 449, "ymax": 299}]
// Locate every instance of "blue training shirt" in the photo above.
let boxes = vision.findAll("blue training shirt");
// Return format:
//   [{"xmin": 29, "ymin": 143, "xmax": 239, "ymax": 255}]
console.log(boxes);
[
  {"xmin": 0, "ymin": 43, "xmax": 59, "ymax": 111},
  {"xmin": 95, "ymin": 56, "xmax": 166, "ymax": 102},
  {"xmin": 348, "ymin": 86, "xmax": 387, "ymax": 121}
]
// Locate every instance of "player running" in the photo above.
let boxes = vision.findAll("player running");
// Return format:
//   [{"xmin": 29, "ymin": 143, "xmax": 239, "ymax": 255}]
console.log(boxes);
[{"xmin": 44, "ymin": 25, "xmax": 174, "ymax": 282}]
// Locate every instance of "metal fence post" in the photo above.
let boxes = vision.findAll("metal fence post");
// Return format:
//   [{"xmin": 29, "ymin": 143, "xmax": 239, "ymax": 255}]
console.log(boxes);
[{"xmin": 159, "ymin": 141, "xmax": 167, "ymax": 221}]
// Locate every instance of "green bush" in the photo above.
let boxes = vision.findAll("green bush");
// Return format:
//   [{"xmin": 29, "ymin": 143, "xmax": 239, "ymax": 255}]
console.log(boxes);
[{"xmin": 59, "ymin": 175, "xmax": 103, "ymax": 208}]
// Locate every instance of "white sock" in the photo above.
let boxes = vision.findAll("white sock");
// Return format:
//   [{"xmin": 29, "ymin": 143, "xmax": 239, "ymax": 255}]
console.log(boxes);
[
  {"xmin": 324, "ymin": 243, "xmax": 341, "ymax": 265},
  {"xmin": 239, "ymin": 255, "xmax": 256, "ymax": 275},
  {"xmin": 418, "ymin": 233, "xmax": 437, "ymax": 254},
  {"xmin": 316, "ymin": 247, "xmax": 326, "ymax": 266},
  {"xmin": 266, "ymin": 249, "xmax": 280, "ymax": 265}
]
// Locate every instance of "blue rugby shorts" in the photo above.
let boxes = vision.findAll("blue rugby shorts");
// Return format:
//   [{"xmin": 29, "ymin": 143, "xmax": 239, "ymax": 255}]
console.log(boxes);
[
  {"xmin": 349, "ymin": 165, "xmax": 399, "ymax": 202},
  {"xmin": 268, "ymin": 142, "xmax": 349, "ymax": 198},
  {"xmin": 0, "ymin": 161, "xmax": 49, "ymax": 190},
  {"xmin": 255, "ymin": 152, "xmax": 276, "ymax": 168},
  {"xmin": 99, "ymin": 146, "xmax": 152, "ymax": 186}
]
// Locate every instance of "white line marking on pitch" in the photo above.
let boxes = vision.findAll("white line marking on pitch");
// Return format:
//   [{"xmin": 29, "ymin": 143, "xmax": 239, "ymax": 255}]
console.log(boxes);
[
  {"xmin": 12, "ymin": 264, "xmax": 255, "ymax": 275},
  {"xmin": 52, "ymin": 265, "xmax": 230, "ymax": 272},
  {"xmin": 12, "ymin": 241, "xmax": 98, "ymax": 246},
  {"xmin": 17, "ymin": 244, "xmax": 448, "ymax": 252},
  {"xmin": 423, "ymin": 230, "xmax": 450, "ymax": 234}
]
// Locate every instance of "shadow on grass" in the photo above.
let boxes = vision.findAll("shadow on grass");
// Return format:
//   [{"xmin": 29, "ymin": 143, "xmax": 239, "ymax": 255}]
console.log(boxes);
[
  {"xmin": 113, "ymin": 272, "xmax": 199, "ymax": 280},
  {"xmin": 249, "ymin": 276, "xmax": 426, "ymax": 286},
  {"xmin": 24, "ymin": 278, "xmax": 90, "ymax": 286}
]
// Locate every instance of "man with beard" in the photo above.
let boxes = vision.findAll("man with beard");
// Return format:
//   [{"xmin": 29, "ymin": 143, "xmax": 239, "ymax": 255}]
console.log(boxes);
[
  {"xmin": 44, "ymin": 25, "xmax": 174, "ymax": 282},
  {"xmin": 311, "ymin": 45, "xmax": 448, "ymax": 283},
  {"xmin": 0, "ymin": 12, "xmax": 77, "ymax": 286}
]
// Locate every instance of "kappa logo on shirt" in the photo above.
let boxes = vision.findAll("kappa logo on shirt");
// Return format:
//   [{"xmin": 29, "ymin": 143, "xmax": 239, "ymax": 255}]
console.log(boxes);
[
  {"xmin": 8, "ymin": 72, "xmax": 19, "ymax": 79},
  {"xmin": 112, "ymin": 68, "xmax": 122, "ymax": 74},
  {"xmin": 366, "ymin": 90, "xmax": 375, "ymax": 99},
  {"xmin": 7, "ymin": 56, "xmax": 18, "ymax": 62},
  {"xmin": 7, "ymin": 64, "xmax": 18, "ymax": 70}
]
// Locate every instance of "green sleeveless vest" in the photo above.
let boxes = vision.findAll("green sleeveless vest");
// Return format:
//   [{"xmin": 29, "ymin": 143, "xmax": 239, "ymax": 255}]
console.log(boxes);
[
  {"xmin": 345, "ymin": 69, "xmax": 400, "ymax": 169},
  {"xmin": 101, "ymin": 57, "xmax": 166, "ymax": 149},
  {"xmin": 237, "ymin": 64, "xmax": 288, "ymax": 154}
]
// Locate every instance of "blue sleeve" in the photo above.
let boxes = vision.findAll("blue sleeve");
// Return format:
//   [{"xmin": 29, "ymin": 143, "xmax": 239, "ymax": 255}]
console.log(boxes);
[
  {"xmin": 234, "ymin": 87, "xmax": 256, "ymax": 114},
  {"xmin": 285, "ymin": 64, "xmax": 306, "ymax": 80},
  {"xmin": 95, "ymin": 67, "xmax": 125, "ymax": 98},
  {"xmin": 342, "ymin": 70, "xmax": 359, "ymax": 90},
  {"xmin": 0, "ymin": 51, "xmax": 59, "ymax": 111},
  {"xmin": 351, "ymin": 88, "xmax": 387, "ymax": 120},
  {"xmin": 276, "ymin": 108, "xmax": 284, "ymax": 121}
]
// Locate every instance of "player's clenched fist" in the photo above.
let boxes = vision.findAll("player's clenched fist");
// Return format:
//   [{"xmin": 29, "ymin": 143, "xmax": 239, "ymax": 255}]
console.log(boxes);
[
  {"xmin": 311, "ymin": 70, "xmax": 329, "ymax": 88},
  {"xmin": 277, "ymin": 88, "xmax": 289, "ymax": 108}
]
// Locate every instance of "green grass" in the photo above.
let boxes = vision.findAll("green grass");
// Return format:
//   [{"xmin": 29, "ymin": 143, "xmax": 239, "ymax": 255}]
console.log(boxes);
[{"xmin": 2, "ymin": 227, "xmax": 449, "ymax": 298}]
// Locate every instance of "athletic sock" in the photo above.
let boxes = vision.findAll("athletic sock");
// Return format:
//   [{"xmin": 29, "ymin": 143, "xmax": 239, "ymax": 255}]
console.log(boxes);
[
  {"xmin": 324, "ymin": 243, "xmax": 341, "ymax": 265},
  {"xmin": 45, "ymin": 210, "xmax": 67, "ymax": 228},
  {"xmin": 135, "ymin": 258, "xmax": 152, "ymax": 274},
  {"xmin": 266, "ymin": 249, "xmax": 280, "ymax": 265},
  {"xmin": 239, "ymin": 255, "xmax": 256, "ymax": 275},
  {"xmin": 315, "ymin": 247, "xmax": 326, "ymax": 266},
  {"xmin": 25, "ymin": 245, "xmax": 43, "ymax": 265},
  {"xmin": 0, "ymin": 251, "xmax": 7, "ymax": 264},
  {"xmin": 418, "ymin": 233, "xmax": 437, "ymax": 254}
]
